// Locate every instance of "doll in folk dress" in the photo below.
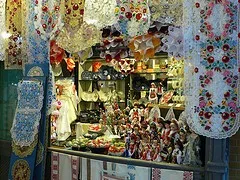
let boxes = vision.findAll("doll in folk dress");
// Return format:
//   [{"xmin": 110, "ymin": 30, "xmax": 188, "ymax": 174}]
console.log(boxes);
[{"xmin": 148, "ymin": 82, "xmax": 158, "ymax": 104}]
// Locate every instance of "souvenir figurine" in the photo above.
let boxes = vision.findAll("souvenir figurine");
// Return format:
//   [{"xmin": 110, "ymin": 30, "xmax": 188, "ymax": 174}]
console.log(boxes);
[
  {"xmin": 140, "ymin": 121, "xmax": 150, "ymax": 143},
  {"xmin": 161, "ymin": 120, "xmax": 171, "ymax": 143},
  {"xmin": 156, "ymin": 117, "xmax": 165, "ymax": 137},
  {"xmin": 169, "ymin": 119, "xmax": 180, "ymax": 144},
  {"xmin": 157, "ymin": 81, "xmax": 164, "ymax": 103},
  {"xmin": 129, "ymin": 102, "xmax": 141, "ymax": 122},
  {"xmin": 141, "ymin": 144, "xmax": 152, "ymax": 161},
  {"xmin": 171, "ymin": 139, "xmax": 183, "ymax": 164},
  {"xmin": 150, "ymin": 122, "xmax": 158, "ymax": 142},
  {"xmin": 182, "ymin": 129, "xmax": 202, "ymax": 166},
  {"xmin": 152, "ymin": 139, "xmax": 162, "ymax": 162},
  {"xmin": 161, "ymin": 137, "xmax": 173, "ymax": 162},
  {"xmin": 149, "ymin": 82, "xmax": 158, "ymax": 104}
]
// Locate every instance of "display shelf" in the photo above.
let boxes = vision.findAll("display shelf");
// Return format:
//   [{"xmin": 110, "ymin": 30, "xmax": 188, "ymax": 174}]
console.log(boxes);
[
  {"xmin": 132, "ymin": 71, "xmax": 168, "ymax": 74},
  {"xmin": 79, "ymin": 79, "xmax": 125, "ymax": 82},
  {"xmin": 79, "ymin": 100, "xmax": 125, "ymax": 103},
  {"xmin": 148, "ymin": 104, "xmax": 185, "ymax": 111},
  {"xmin": 48, "ymin": 147, "xmax": 204, "ymax": 173}
]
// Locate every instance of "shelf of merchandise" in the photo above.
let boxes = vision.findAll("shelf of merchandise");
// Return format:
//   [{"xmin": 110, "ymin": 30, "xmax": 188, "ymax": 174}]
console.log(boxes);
[{"xmin": 78, "ymin": 58, "xmax": 128, "ymax": 112}]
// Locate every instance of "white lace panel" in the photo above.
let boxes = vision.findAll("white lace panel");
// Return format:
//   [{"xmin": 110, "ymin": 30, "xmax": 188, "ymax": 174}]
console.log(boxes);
[
  {"xmin": 83, "ymin": 0, "xmax": 117, "ymax": 29},
  {"xmin": 10, "ymin": 80, "xmax": 44, "ymax": 147},
  {"xmin": 183, "ymin": 0, "xmax": 240, "ymax": 139},
  {"xmin": 0, "ymin": 0, "xmax": 6, "ymax": 61}
]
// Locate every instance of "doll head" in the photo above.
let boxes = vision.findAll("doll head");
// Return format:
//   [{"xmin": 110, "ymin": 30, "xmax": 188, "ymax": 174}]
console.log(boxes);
[{"xmin": 170, "ymin": 119, "xmax": 179, "ymax": 132}]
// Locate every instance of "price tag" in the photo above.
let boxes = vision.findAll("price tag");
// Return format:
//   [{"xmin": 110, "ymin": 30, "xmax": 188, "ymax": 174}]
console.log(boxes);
[
  {"xmin": 168, "ymin": 103, "xmax": 174, "ymax": 107},
  {"xmin": 175, "ymin": 104, "xmax": 182, "ymax": 107}
]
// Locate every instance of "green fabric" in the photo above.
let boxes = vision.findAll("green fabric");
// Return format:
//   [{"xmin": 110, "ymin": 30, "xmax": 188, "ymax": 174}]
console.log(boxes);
[{"xmin": 0, "ymin": 62, "xmax": 22, "ymax": 140}]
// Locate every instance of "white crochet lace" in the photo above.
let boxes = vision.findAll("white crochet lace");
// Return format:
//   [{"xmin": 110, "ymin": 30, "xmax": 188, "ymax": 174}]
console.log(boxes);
[{"xmin": 83, "ymin": 0, "xmax": 117, "ymax": 29}]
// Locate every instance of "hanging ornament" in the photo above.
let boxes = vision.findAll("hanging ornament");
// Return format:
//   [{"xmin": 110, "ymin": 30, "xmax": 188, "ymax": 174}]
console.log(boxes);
[
  {"xmin": 114, "ymin": 0, "xmax": 150, "ymax": 37},
  {"xmin": 83, "ymin": 0, "xmax": 117, "ymax": 29},
  {"xmin": 161, "ymin": 26, "xmax": 183, "ymax": 60},
  {"xmin": 184, "ymin": 0, "xmax": 240, "ymax": 139},
  {"xmin": 128, "ymin": 34, "xmax": 161, "ymax": 61}
]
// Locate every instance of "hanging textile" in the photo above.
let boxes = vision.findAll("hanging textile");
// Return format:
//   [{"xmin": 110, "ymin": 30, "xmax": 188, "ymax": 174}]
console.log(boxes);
[
  {"xmin": 0, "ymin": 0, "xmax": 6, "ymax": 61},
  {"xmin": 56, "ymin": 0, "xmax": 101, "ymax": 53},
  {"xmin": 10, "ymin": 80, "xmax": 44, "ymax": 147},
  {"xmin": 51, "ymin": 152, "xmax": 80, "ymax": 180},
  {"xmin": 114, "ymin": 0, "xmax": 151, "ymax": 37},
  {"xmin": 149, "ymin": 0, "xmax": 183, "ymax": 26},
  {"xmin": 5, "ymin": 0, "xmax": 25, "ymax": 69},
  {"xmin": 184, "ymin": 0, "xmax": 240, "ymax": 138},
  {"xmin": 34, "ymin": 0, "xmax": 65, "ymax": 40},
  {"xmin": 152, "ymin": 169, "xmax": 193, "ymax": 180},
  {"xmin": 83, "ymin": 0, "xmax": 117, "ymax": 29}
]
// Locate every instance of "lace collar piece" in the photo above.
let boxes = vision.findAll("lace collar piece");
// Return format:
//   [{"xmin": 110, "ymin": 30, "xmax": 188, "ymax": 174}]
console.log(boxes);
[{"xmin": 184, "ymin": 0, "xmax": 240, "ymax": 139}]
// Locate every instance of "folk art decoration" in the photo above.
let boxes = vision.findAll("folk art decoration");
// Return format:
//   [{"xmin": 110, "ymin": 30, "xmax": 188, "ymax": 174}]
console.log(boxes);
[
  {"xmin": 5, "ymin": 0, "xmax": 25, "ymax": 69},
  {"xmin": 183, "ymin": 0, "xmax": 240, "ymax": 139}
]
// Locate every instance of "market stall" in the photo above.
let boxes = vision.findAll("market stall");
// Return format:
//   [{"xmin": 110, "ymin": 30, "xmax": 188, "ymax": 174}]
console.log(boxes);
[{"xmin": 1, "ymin": 0, "xmax": 238, "ymax": 180}]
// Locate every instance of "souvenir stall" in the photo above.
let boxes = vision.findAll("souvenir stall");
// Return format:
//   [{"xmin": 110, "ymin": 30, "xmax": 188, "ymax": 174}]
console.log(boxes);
[{"xmin": 0, "ymin": 0, "xmax": 238, "ymax": 180}]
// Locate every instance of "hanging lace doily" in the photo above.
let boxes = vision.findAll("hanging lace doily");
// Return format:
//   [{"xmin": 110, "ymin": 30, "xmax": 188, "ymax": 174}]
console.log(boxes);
[
  {"xmin": 0, "ymin": 0, "xmax": 6, "ymax": 61},
  {"xmin": 56, "ymin": 22, "xmax": 101, "ymax": 53},
  {"xmin": 184, "ymin": 0, "xmax": 240, "ymax": 139},
  {"xmin": 26, "ymin": 0, "xmax": 49, "ymax": 64},
  {"xmin": 128, "ymin": 34, "xmax": 161, "ymax": 61},
  {"xmin": 149, "ymin": 0, "xmax": 183, "ymax": 26},
  {"xmin": 5, "ymin": 0, "xmax": 25, "ymax": 69},
  {"xmin": 34, "ymin": 0, "xmax": 65, "ymax": 40},
  {"xmin": 10, "ymin": 80, "xmax": 44, "ymax": 147},
  {"xmin": 83, "ymin": 0, "xmax": 117, "ymax": 29},
  {"xmin": 114, "ymin": 0, "xmax": 150, "ymax": 37},
  {"xmin": 161, "ymin": 26, "xmax": 184, "ymax": 60}
]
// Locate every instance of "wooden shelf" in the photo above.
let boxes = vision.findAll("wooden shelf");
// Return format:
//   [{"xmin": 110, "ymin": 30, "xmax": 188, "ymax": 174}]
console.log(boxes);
[
  {"xmin": 148, "ymin": 104, "xmax": 185, "ymax": 111},
  {"xmin": 79, "ymin": 79, "xmax": 125, "ymax": 82}
]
